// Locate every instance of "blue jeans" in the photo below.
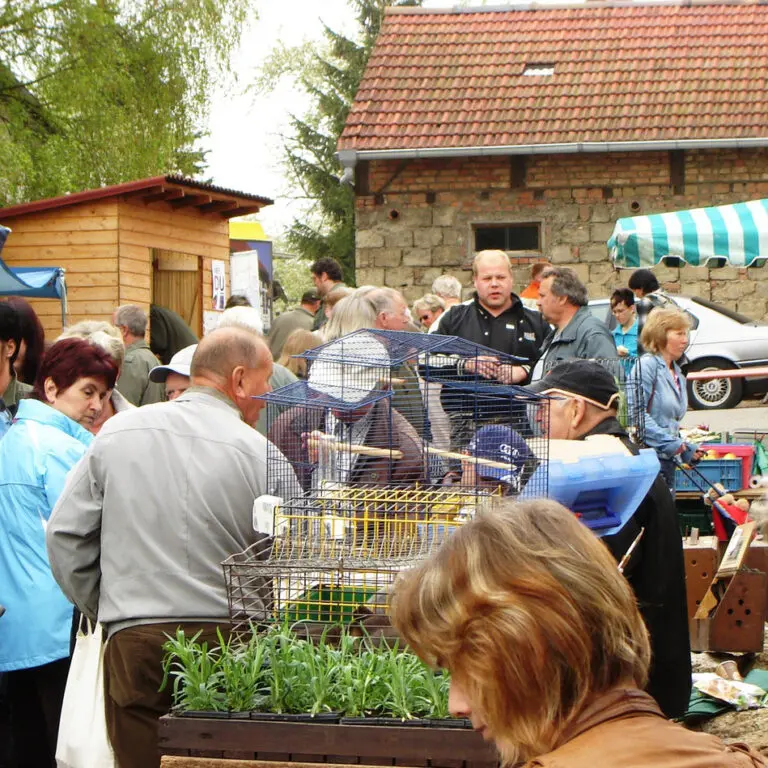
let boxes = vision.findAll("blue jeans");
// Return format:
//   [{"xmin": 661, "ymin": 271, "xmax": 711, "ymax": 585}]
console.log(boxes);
[{"xmin": 659, "ymin": 458, "xmax": 677, "ymax": 499}]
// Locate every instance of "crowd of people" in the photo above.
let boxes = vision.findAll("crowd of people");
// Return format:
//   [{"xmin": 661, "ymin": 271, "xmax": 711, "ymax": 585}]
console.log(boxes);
[{"xmin": 0, "ymin": 252, "xmax": 732, "ymax": 768}]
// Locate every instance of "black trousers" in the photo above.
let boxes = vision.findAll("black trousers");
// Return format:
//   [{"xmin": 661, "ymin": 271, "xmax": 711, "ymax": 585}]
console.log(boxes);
[{"xmin": 3, "ymin": 657, "xmax": 70, "ymax": 768}]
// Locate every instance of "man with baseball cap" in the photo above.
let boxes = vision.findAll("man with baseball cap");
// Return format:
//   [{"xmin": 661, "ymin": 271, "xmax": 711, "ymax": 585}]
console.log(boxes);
[
  {"xmin": 528, "ymin": 359, "xmax": 691, "ymax": 720},
  {"xmin": 268, "ymin": 334, "xmax": 426, "ymax": 491},
  {"xmin": 461, "ymin": 425, "xmax": 534, "ymax": 495},
  {"xmin": 149, "ymin": 344, "xmax": 196, "ymax": 401}
]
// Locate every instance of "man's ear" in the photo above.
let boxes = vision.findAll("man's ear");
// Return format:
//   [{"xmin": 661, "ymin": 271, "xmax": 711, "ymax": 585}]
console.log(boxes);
[
  {"xmin": 231, "ymin": 365, "xmax": 247, "ymax": 398},
  {"xmin": 570, "ymin": 397, "xmax": 587, "ymax": 428}
]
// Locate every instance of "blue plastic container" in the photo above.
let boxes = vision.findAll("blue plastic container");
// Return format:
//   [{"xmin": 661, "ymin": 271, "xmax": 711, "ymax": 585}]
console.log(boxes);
[
  {"xmin": 523, "ymin": 448, "xmax": 661, "ymax": 537},
  {"xmin": 674, "ymin": 458, "xmax": 742, "ymax": 493}
]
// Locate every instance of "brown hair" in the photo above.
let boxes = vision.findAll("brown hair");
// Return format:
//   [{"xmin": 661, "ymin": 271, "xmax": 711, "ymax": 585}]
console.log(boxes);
[
  {"xmin": 390, "ymin": 499, "xmax": 650, "ymax": 764},
  {"xmin": 278, "ymin": 329, "xmax": 320, "ymax": 378},
  {"xmin": 640, "ymin": 307, "xmax": 690, "ymax": 354}
]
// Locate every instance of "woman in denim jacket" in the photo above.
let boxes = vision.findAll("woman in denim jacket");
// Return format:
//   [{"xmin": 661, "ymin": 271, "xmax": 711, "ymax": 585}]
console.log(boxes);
[{"xmin": 628, "ymin": 307, "xmax": 704, "ymax": 496}]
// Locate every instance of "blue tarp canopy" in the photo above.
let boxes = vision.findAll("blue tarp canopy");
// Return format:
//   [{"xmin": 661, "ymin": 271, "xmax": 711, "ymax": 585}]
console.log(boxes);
[
  {"xmin": 608, "ymin": 198, "xmax": 768, "ymax": 268},
  {"xmin": 0, "ymin": 225, "xmax": 67, "ymax": 321}
]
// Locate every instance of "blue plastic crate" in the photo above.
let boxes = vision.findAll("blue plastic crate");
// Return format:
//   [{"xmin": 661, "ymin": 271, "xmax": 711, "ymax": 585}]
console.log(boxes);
[{"xmin": 674, "ymin": 458, "xmax": 742, "ymax": 493}]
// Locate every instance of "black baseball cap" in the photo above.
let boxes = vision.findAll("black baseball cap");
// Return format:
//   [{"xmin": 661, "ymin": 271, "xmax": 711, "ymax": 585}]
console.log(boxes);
[
  {"xmin": 302, "ymin": 290, "xmax": 321, "ymax": 303},
  {"xmin": 528, "ymin": 360, "xmax": 619, "ymax": 410}
]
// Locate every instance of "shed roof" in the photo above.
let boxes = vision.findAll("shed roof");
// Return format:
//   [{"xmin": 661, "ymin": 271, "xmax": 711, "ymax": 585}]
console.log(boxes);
[
  {"xmin": 338, "ymin": 1, "xmax": 768, "ymax": 156},
  {"xmin": 0, "ymin": 175, "xmax": 273, "ymax": 220}
]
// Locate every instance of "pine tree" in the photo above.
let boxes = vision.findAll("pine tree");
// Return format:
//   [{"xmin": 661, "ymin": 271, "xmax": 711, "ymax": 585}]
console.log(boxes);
[{"xmin": 277, "ymin": 0, "xmax": 421, "ymax": 284}]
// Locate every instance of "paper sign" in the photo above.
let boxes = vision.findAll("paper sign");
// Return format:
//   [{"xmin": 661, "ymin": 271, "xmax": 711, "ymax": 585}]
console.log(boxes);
[{"xmin": 212, "ymin": 259, "xmax": 226, "ymax": 310}]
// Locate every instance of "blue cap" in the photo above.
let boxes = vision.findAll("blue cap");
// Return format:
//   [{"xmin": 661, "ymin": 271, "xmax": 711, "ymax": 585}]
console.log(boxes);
[{"xmin": 466, "ymin": 425, "xmax": 532, "ymax": 486}]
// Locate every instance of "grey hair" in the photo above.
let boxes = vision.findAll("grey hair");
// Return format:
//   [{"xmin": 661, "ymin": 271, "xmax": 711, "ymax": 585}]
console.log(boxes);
[
  {"xmin": 59, "ymin": 320, "xmax": 125, "ymax": 367},
  {"xmin": 432, "ymin": 274, "xmax": 462, "ymax": 300},
  {"xmin": 114, "ymin": 304, "xmax": 147, "ymax": 337},
  {"xmin": 413, "ymin": 294, "xmax": 446, "ymax": 315},
  {"xmin": 368, "ymin": 287, "xmax": 404, "ymax": 316},
  {"xmin": 540, "ymin": 266, "xmax": 589, "ymax": 307},
  {"xmin": 218, "ymin": 306, "xmax": 264, "ymax": 336}
]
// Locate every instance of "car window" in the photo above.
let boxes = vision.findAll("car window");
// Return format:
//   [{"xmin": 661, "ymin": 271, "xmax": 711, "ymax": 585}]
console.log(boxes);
[
  {"xmin": 587, "ymin": 302, "xmax": 616, "ymax": 329},
  {"xmin": 690, "ymin": 296, "xmax": 753, "ymax": 325}
]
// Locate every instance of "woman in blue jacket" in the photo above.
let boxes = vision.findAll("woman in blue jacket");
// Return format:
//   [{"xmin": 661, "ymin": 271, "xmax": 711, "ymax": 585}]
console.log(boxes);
[
  {"xmin": 629, "ymin": 308, "xmax": 704, "ymax": 496},
  {"xmin": 0, "ymin": 337, "xmax": 117, "ymax": 767}
]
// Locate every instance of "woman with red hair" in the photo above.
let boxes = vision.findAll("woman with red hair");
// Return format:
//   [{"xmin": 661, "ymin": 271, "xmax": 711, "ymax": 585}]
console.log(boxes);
[{"xmin": 0, "ymin": 338, "xmax": 117, "ymax": 767}]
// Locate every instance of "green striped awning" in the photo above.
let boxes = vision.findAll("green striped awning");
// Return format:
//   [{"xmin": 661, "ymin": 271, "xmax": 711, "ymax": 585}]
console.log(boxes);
[{"xmin": 608, "ymin": 199, "xmax": 768, "ymax": 268}]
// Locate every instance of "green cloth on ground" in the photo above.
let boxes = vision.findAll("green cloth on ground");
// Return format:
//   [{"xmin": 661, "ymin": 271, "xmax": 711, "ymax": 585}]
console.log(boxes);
[{"xmin": 684, "ymin": 669, "xmax": 768, "ymax": 724}]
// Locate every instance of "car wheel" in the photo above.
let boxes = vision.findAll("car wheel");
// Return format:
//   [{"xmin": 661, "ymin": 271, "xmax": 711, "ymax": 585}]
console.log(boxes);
[{"xmin": 686, "ymin": 360, "xmax": 744, "ymax": 410}]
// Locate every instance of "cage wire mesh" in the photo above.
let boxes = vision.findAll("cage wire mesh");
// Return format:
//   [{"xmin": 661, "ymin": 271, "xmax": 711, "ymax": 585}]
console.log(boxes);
[
  {"xmin": 263, "ymin": 329, "xmax": 550, "ymax": 500},
  {"xmin": 223, "ymin": 486, "xmax": 500, "ymax": 632},
  {"xmin": 227, "ymin": 330, "xmax": 553, "ymax": 634}
]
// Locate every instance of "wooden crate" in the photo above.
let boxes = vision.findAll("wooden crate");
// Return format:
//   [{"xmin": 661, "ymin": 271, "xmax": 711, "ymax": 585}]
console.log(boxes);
[{"xmin": 159, "ymin": 716, "xmax": 499, "ymax": 768}]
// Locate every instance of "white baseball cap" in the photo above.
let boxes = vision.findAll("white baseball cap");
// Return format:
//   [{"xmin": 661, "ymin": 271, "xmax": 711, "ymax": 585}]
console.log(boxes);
[
  {"xmin": 307, "ymin": 334, "xmax": 390, "ymax": 404},
  {"xmin": 149, "ymin": 344, "xmax": 197, "ymax": 383}
]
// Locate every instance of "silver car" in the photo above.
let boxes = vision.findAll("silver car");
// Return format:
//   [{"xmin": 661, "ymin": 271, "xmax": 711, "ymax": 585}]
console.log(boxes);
[{"xmin": 588, "ymin": 296, "xmax": 768, "ymax": 410}]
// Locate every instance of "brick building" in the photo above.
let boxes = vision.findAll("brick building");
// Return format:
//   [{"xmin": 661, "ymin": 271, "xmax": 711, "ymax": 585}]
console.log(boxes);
[{"xmin": 338, "ymin": 1, "xmax": 768, "ymax": 320}]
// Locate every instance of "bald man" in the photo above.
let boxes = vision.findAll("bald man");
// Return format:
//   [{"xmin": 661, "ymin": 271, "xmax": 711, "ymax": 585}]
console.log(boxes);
[{"xmin": 46, "ymin": 327, "xmax": 299, "ymax": 768}]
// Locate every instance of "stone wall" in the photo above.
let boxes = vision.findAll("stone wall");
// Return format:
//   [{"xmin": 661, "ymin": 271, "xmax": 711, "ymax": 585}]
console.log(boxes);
[{"xmin": 353, "ymin": 149, "xmax": 768, "ymax": 319}]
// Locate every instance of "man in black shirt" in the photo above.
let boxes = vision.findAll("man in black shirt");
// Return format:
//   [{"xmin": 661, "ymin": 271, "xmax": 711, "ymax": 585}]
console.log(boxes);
[{"xmin": 429, "ymin": 250, "xmax": 549, "ymax": 447}]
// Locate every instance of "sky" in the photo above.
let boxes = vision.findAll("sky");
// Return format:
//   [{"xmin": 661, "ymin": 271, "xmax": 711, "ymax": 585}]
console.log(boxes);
[{"xmin": 203, "ymin": 0, "xmax": 492, "ymax": 239}]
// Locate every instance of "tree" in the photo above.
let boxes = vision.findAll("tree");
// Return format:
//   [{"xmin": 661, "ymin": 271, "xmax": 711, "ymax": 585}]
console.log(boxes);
[
  {"xmin": 261, "ymin": 0, "xmax": 421, "ymax": 285},
  {"xmin": 0, "ymin": 0, "xmax": 254, "ymax": 205}
]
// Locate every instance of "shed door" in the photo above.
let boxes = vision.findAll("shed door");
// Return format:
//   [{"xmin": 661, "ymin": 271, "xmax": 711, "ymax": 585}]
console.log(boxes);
[{"xmin": 152, "ymin": 250, "xmax": 202, "ymax": 336}]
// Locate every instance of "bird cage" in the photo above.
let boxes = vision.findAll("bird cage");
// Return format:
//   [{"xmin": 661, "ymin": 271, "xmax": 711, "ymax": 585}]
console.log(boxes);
[
  {"xmin": 223, "ymin": 486, "xmax": 497, "ymax": 633},
  {"xmin": 263, "ymin": 329, "xmax": 551, "ymax": 500},
  {"xmin": 598, "ymin": 356, "xmax": 646, "ymax": 445}
]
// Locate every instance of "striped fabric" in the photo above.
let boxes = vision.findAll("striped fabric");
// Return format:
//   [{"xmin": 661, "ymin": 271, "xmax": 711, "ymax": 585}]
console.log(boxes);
[{"xmin": 608, "ymin": 199, "xmax": 768, "ymax": 268}]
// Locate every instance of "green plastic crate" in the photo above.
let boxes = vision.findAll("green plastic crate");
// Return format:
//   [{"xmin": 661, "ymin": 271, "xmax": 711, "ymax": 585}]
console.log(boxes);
[{"xmin": 282, "ymin": 584, "xmax": 380, "ymax": 623}]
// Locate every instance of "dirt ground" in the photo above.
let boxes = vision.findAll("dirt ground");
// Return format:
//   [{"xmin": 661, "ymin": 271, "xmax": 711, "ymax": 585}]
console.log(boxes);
[{"xmin": 692, "ymin": 626, "xmax": 768, "ymax": 756}]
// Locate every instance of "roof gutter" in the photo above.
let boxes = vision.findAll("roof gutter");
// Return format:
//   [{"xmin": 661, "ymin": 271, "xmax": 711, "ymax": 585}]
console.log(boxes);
[{"xmin": 337, "ymin": 137, "xmax": 768, "ymax": 175}]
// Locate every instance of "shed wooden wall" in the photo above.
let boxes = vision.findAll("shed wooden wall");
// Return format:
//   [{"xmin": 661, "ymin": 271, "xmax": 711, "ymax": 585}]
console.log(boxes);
[
  {"xmin": 1, "ymin": 197, "xmax": 230, "ymax": 338},
  {"xmin": 1, "ymin": 200, "xmax": 120, "ymax": 337}
]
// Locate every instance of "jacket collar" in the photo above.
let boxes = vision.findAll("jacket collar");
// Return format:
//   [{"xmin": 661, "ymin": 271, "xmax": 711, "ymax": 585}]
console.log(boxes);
[
  {"xmin": 15, "ymin": 398, "xmax": 94, "ymax": 446},
  {"xmin": 125, "ymin": 339, "xmax": 150, "ymax": 352},
  {"xmin": 554, "ymin": 306, "xmax": 590, "ymax": 342},
  {"xmin": 580, "ymin": 416, "xmax": 627, "ymax": 440},
  {"xmin": 2, "ymin": 373, "xmax": 31, "ymax": 407},
  {"xmin": 555, "ymin": 687, "xmax": 664, "ymax": 748},
  {"xmin": 177, "ymin": 385, "xmax": 242, "ymax": 419},
  {"xmin": 472, "ymin": 292, "xmax": 524, "ymax": 317}
]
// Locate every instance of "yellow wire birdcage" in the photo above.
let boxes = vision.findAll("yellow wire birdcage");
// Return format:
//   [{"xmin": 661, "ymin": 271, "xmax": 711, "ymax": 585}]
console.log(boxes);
[{"xmin": 223, "ymin": 485, "xmax": 499, "ymax": 633}]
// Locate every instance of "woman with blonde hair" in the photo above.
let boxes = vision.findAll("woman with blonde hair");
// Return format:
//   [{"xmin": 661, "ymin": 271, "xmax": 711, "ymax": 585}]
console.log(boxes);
[
  {"xmin": 628, "ymin": 307, "xmax": 703, "ymax": 495},
  {"xmin": 390, "ymin": 499, "xmax": 764, "ymax": 768},
  {"xmin": 277, "ymin": 329, "xmax": 321, "ymax": 379}
]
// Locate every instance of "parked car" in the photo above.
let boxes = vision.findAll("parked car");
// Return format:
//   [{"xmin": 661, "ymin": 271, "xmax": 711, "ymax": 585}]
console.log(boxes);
[{"xmin": 588, "ymin": 295, "xmax": 768, "ymax": 410}]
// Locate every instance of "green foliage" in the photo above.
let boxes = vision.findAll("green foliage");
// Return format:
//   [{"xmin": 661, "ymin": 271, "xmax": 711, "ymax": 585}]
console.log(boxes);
[
  {"xmin": 261, "ymin": 0, "xmax": 422, "ymax": 285},
  {"xmin": 161, "ymin": 622, "xmax": 453, "ymax": 720},
  {"xmin": 0, "ymin": 0, "xmax": 253, "ymax": 205},
  {"xmin": 272, "ymin": 255, "xmax": 315, "ymax": 315}
]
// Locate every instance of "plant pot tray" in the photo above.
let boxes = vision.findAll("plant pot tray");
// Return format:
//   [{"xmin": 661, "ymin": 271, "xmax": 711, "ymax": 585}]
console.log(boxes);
[{"xmin": 159, "ymin": 716, "xmax": 499, "ymax": 768}]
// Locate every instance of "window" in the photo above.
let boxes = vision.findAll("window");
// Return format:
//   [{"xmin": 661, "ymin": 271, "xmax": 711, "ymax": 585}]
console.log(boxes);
[
  {"xmin": 474, "ymin": 223, "xmax": 541, "ymax": 253},
  {"xmin": 523, "ymin": 63, "xmax": 555, "ymax": 77}
]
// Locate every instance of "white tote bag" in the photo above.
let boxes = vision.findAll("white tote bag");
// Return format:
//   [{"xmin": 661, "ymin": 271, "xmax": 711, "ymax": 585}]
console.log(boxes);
[{"xmin": 56, "ymin": 618, "xmax": 116, "ymax": 768}]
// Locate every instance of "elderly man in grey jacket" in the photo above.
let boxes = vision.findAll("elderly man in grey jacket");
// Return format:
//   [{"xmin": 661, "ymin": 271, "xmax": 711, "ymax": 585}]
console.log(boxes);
[
  {"xmin": 532, "ymin": 265, "xmax": 617, "ymax": 379},
  {"xmin": 46, "ymin": 327, "xmax": 299, "ymax": 768}
]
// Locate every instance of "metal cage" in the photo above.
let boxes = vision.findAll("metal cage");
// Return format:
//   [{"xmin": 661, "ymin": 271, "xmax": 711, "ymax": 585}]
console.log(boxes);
[
  {"xmin": 262, "ymin": 329, "xmax": 551, "ymax": 500},
  {"xmin": 223, "ymin": 486, "xmax": 495, "ymax": 632}
]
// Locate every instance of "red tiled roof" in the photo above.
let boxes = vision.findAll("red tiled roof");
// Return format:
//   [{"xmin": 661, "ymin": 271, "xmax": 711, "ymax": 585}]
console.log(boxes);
[{"xmin": 339, "ymin": 2, "xmax": 768, "ymax": 153}]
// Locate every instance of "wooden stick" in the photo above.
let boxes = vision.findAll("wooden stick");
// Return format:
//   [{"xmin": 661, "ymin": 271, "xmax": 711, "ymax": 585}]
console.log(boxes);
[
  {"xmin": 426, "ymin": 445, "xmax": 511, "ymax": 470},
  {"xmin": 306, "ymin": 436, "xmax": 404, "ymax": 460},
  {"xmin": 617, "ymin": 527, "xmax": 645, "ymax": 574}
]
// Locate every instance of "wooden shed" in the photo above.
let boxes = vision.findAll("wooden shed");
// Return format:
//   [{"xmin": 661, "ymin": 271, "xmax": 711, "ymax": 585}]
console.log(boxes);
[{"xmin": 0, "ymin": 175, "xmax": 272, "ymax": 337}]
